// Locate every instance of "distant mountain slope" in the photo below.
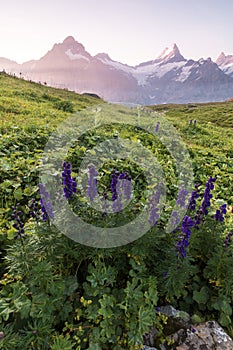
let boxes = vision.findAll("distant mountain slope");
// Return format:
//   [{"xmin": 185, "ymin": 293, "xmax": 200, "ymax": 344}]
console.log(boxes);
[{"xmin": 1, "ymin": 36, "xmax": 233, "ymax": 104}]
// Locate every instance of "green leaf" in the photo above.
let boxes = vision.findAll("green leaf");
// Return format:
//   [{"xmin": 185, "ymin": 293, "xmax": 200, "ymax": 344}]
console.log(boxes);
[
  {"xmin": 193, "ymin": 287, "xmax": 209, "ymax": 304},
  {"xmin": 219, "ymin": 312, "xmax": 231, "ymax": 327},
  {"xmin": 88, "ymin": 344, "xmax": 102, "ymax": 350},
  {"xmin": 13, "ymin": 188, "xmax": 23, "ymax": 200}
]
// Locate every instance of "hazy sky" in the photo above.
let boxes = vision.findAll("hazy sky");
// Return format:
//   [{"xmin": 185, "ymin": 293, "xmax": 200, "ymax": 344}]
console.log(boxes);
[{"xmin": 1, "ymin": 0, "xmax": 233, "ymax": 65}]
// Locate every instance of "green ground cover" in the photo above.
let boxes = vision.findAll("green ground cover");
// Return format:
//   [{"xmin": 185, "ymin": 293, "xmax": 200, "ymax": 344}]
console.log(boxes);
[{"xmin": 0, "ymin": 73, "xmax": 233, "ymax": 349}]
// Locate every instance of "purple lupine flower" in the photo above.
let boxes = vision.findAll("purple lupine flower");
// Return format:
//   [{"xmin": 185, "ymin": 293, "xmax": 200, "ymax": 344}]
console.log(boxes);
[
  {"xmin": 170, "ymin": 186, "xmax": 189, "ymax": 231},
  {"xmin": 112, "ymin": 180, "xmax": 123, "ymax": 213},
  {"xmin": 176, "ymin": 187, "xmax": 189, "ymax": 208},
  {"xmin": 148, "ymin": 182, "xmax": 164, "ymax": 226},
  {"xmin": 110, "ymin": 170, "xmax": 132, "ymax": 213},
  {"xmin": 120, "ymin": 173, "xmax": 132, "ymax": 201},
  {"xmin": 215, "ymin": 204, "xmax": 227, "ymax": 222},
  {"xmin": 223, "ymin": 231, "xmax": 233, "ymax": 251},
  {"xmin": 202, "ymin": 176, "xmax": 216, "ymax": 214},
  {"xmin": 176, "ymin": 215, "xmax": 195, "ymax": 258},
  {"xmin": 101, "ymin": 191, "xmax": 109, "ymax": 217},
  {"xmin": 194, "ymin": 120, "xmax": 197, "ymax": 126},
  {"xmin": 11, "ymin": 204, "xmax": 26, "ymax": 239},
  {"xmin": 29, "ymin": 198, "xmax": 40, "ymax": 223},
  {"xmin": 155, "ymin": 121, "xmax": 160, "ymax": 132},
  {"xmin": 189, "ymin": 120, "xmax": 193, "ymax": 125},
  {"xmin": 38, "ymin": 183, "xmax": 54, "ymax": 222},
  {"xmin": 170, "ymin": 211, "xmax": 181, "ymax": 230},
  {"xmin": 195, "ymin": 176, "xmax": 216, "ymax": 227},
  {"xmin": 188, "ymin": 185, "xmax": 200, "ymax": 211},
  {"xmin": 62, "ymin": 162, "xmax": 77, "ymax": 199},
  {"xmin": 87, "ymin": 164, "xmax": 98, "ymax": 202},
  {"xmin": 110, "ymin": 170, "xmax": 120, "ymax": 201}
]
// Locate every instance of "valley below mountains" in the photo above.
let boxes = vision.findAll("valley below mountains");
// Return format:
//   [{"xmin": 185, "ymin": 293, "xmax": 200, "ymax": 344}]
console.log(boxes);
[{"xmin": 1, "ymin": 36, "xmax": 233, "ymax": 105}]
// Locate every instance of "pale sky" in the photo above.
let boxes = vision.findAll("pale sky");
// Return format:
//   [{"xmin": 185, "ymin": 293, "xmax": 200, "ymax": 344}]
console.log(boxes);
[{"xmin": 0, "ymin": 0, "xmax": 232, "ymax": 65}]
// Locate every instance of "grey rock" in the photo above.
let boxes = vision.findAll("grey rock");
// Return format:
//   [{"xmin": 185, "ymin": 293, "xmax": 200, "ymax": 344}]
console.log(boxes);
[
  {"xmin": 158, "ymin": 305, "xmax": 192, "ymax": 335},
  {"xmin": 142, "ymin": 306, "xmax": 233, "ymax": 350},
  {"xmin": 169, "ymin": 321, "xmax": 233, "ymax": 349}
]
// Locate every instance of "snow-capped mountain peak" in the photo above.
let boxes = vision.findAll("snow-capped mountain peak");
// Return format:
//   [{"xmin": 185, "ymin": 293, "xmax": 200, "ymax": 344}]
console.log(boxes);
[
  {"xmin": 216, "ymin": 52, "xmax": 226, "ymax": 65},
  {"xmin": 59, "ymin": 36, "xmax": 91, "ymax": 62},
  {"xmin": 157, "ymin": 43, "xmax": 185, "ymax": 63},
  {"xmin": 216, "ymin": 52, "xmax": 233, "ymax": 77},
  {"xmin": 95, "ymin": 53, "xmax": 112, "ymax": 61},
  {"xmin": 2, "ymin": 35, "xmax": 233, "ymax": 104},
  {"xmin": 61, "ymin": 36, "xmax": 86, "ymax": 53}
]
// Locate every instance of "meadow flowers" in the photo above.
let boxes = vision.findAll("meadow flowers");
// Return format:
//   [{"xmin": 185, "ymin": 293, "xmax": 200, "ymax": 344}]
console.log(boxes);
[
  {"xmin": 195, "ymin": 176, "xmax": 216, "ymax": 227},
  {"xmin": 38, "ymin": 183, "xmax": 54, "ymax": 222},
  {"xmin": 176, "ymin": 215, "xmax": 195, "ymax": 258},
  {"xmin": 155, "ymin": 121, "xmax": 160, "ymax": 132},
  {"xmin": 111, "ymin": 170, "xmax": 132, "ymax": 213},
  {"xmin": 87, "ymin": 164, "xmax": 98, "ymax": 202},
  {"xmin": 62, "ymin": 162, "xmax": 77, "ymax": 199},
  {"xmin": 223, "ymin": 231, "xmax": 233, "ymax": 251},
  {"xmin": 170, "ymin": 186, "xmax": 189, "ymax": 229},
  {"xmin": 29, "ymin": 198, "xmax": 40, "ymax": 223},
  {"xmin": 148, "ymin": 182, "xmax": 164, "ymax": 226},
  {"xmin": 188, "ymin": 184, "xmax": 200, "ymax": 211},
  {"xmin": 11, "ymin": 204, "xmax": 26, "ymax": 239},
  {"xmin": 201, "ymin": 176, "xmax": 216, "ymax": 215},
  {"xmin": 215, "ymin": 204, "xmax": 227, "ymax": 222}
]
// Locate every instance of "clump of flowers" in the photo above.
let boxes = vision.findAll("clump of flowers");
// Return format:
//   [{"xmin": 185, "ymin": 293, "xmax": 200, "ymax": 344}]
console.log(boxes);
[
  {"xmin": 195, "ymin": 176, "xmax": 216, "ymax": 227},
  {"xmin": 110, "ymin": 170, "xmax": 132, "ymax": 213},
  {"xmin": 148, "ymin": 182, "xmax": 164, "ymax": 226},
  {"xmin": 87, "ymin": 164, "xmax": 98, "ymax": 202},
  {"xmin": 223, "ymin": 231, "xmax": 233, "ymax": 251},
  {"xmin": 188, "ymin": 184, "xmax": 200, "ymax": 211},
  {"xmin": 11, "ymin": 204, "xmax": 26, "ymax": 239},
  {"xmin": 29, "ymin": 198, "xmax": 40, "ymax": 223},
  {"xmin": 155, "ymin": 121, "xmax": 160, "ymax": 132},
  {"xmin": 38, "ymin": 183, "xmax": 54, "ymax": 222},
  {"xmin": 215, "ymin": 204, "xmax": 227, "ymax": 222},
  {"xmin": 62, "ymin": 161, "xmax": 77, "ymax": 199},
  {"xmin": 169, "ymin": 186, "xmax": 190, "ymax": 229},
  {"xmin": 176, "ymin": 215, "xmax": 195, "ymax": 258}
]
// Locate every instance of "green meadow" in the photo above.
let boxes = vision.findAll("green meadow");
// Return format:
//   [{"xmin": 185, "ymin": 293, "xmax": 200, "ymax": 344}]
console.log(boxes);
[{"xmin": 0, "ymin": 73, "xmax": 233, "ymax": 349}]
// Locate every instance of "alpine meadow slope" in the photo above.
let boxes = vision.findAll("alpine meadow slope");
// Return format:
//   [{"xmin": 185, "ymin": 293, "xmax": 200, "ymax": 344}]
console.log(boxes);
[{"xmin": 0, "ymin": 73, "xmax": 233, "ymax": 349}]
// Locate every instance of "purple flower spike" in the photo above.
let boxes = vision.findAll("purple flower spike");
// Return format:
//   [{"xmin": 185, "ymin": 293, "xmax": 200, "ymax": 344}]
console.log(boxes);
[
  {"xmin": 215, "ymin": 203, "xmax": 227, "ymax": 222},
  {"xmin": 62, "ymin": 162, "xmax": 77, "ymax": 199},
  {"xmin": 188, "ymin": 185, "xmax": 200, "ymax": 211},
  {"xmin": 148, "ymin": 182, "xmax": 164, "ymax": 226},
  {"xmin": 195, "ymin": 176, "xmax": 216, "ymax": 227},
  {"xmin": 155, "ymin": 121, "xmax": 160, "ymax": 132},
  {"xmin": 87, "ymin": 164, "xmax": 98, "ymax": 202},
  {"xmin": 110, "ymin": 170, "xmax": 132, "ymax": 213},
  {"xmin": 223, "ymin": 231, "xmax": 233, "ymax": 251},
  {"xmin": 176, "ymin": 215, "xmax": 195, "ymax": 258},
  {"xmin": 11, "ymin": 205, "xmax": 26, "ymax": 240},
  {"xmin": 39, "ymin": 183, "xmax": 54, "ymax": 221}
]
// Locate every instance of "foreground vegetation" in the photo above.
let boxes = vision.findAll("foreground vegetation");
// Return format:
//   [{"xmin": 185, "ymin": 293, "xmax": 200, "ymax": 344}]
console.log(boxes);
[{"xmin": 0, "ymin": 73, "xmax": 233, "ymax": 349}]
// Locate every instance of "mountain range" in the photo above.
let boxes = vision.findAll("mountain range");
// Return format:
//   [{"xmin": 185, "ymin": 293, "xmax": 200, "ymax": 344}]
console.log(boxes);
[{"xmin": 1, "ymin": 36, "xmax": 233, "ymax": 105}]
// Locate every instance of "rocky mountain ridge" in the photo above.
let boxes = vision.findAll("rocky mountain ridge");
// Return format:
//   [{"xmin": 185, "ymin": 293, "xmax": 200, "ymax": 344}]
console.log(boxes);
[{"xmin": 1, "ymin": 36, "xmax": 233, "ymax": 104}]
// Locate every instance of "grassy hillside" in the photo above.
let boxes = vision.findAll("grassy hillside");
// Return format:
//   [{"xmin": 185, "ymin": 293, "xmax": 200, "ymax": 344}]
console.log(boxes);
[
  {"xmin": 150, "ymin": 102, "xmax": 233, "ymax": 205},
  {"xmin": 0, "ymin": 73, "xmax": 104, "ymax": 235},
  {"xmin": 0, "ymin": 73, "xmax": 233, "ymax": 349},
  {"xmin": 0, "ymin": 72, "xmax": 103, "ymax": 129},
  {"xmin": 1, "ymin": 73, "xmax": 233, "ymax": 233}
]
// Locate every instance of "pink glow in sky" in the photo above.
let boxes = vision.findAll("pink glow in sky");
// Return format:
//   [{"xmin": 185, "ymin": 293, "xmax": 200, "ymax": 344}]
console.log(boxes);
[{"xmin": 1, "ymin": 0, "xmax": 233, "ymax": 65}]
